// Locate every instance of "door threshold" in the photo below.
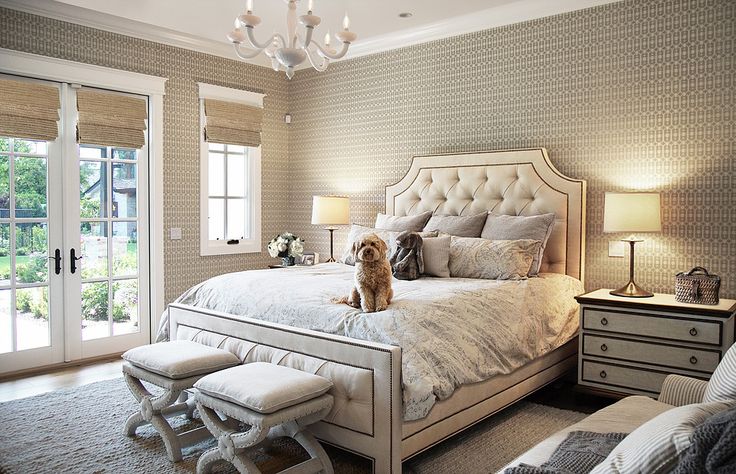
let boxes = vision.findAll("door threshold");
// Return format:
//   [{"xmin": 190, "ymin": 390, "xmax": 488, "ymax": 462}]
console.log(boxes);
[{"xmin": 0, "ymin": 352, "xmax": 123, "ymax": 381}]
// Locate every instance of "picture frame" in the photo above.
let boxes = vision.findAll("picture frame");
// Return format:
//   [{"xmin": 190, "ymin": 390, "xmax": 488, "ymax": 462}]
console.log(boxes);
[{"xmin": 301, "ymin": 253, "xmax": 316, "ymax": 266}]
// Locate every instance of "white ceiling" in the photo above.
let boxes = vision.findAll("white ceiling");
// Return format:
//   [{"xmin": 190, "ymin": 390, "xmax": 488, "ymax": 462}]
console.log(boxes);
[{"xmin": 2, "ymin": 0, "xmax": 621, "ymax": 67}]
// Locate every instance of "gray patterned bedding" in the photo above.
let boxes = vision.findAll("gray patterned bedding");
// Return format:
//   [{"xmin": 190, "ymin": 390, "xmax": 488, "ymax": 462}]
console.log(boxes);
[{"xmin": 157, "ymin": 262, "xmax": 583, "ymax": 420}]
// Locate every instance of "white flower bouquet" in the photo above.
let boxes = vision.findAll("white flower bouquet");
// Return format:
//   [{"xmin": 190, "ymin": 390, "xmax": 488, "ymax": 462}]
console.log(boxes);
[{"xmin": 267, "ymin": 232, "xmax": 305, "ymax": 266}]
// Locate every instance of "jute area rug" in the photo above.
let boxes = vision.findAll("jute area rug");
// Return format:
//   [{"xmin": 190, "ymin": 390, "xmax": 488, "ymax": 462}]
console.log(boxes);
[{"xmin": 0, "ymin": 378, "xmax": 585, "ymax": 474}]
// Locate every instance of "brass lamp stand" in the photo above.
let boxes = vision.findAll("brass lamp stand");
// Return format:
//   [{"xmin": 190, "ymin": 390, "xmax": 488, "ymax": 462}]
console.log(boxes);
[{"xmin": 610, "ymin": 238, "xmax": 653, "ymax": 298}]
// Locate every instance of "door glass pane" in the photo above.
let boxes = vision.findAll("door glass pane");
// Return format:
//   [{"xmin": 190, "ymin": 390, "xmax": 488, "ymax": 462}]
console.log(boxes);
[
  {"xmin": 0, "ymin": 289, "xmax": 10, "ymax": 354},
  {"xmin": 112, "ymin": 163, "xmax": 136, "ymax": 218},
  {"xmin": 112, "ymin": 279, "xmax": 138, "ymax": 336},
  {"xmin": 15, "ymin": 223, "xmax": 48, "ymax": 284},
  {"xmin": 80, "ymin": 161, "xmax": 108, "ymax": 218},
  {"xmin": 0, "ymin": 224, "xmax": 9, "ymax": 286},
  {"xmin": 14, "ymin": 156, "xmax": 47, "ymax": 218},
  {"xmin": 81, "ymin": 222, "xmax": 108, "ymax": 279},
  {"xmin": 113, "ymin": 222, "xmax": 137, "ymax": 277},
  {"xmin": 14, "ymin": 139, "xmax": 47, "ymax": 155},
  {"xmin": 112, "ymin": 148, "xmax": 137, "ymax": 161},
  {"xmin": 0, "ymin": 155, "xmax": 9, "ymax": 218},
  {"xmin": 208, "ymin": 153, "xmax": 225, "ymax": 196},
  {"xmin": 227, "ymin": 154, "xmax": 245, "ymax": 197},
  {"xmin": 208, "ymin": 198, "xmax": 224, "ymax": 240},
  {"xmin": 16, "ymin": 286, "xmax": 48, "ymax": 350},
  {"xmin": 226, "ymin": 199, "xmax": 245, "ymax": 240},
  {"xmin": 82, "ymin": 282, "xmax": 109, "ymax": 341}
]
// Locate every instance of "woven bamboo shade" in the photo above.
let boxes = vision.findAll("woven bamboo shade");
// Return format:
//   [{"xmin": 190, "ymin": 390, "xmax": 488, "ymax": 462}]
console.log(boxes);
[
  {"xmin": 77, "ymin": 89, "xmax": 147, "ymax": 149},
  {"xmin": 203, "ymin": 99, "xmax": 263, "ymax": 147},
  {"xmin": 0, "ymin": 78, "xmax": 60, "ymax": 141}
]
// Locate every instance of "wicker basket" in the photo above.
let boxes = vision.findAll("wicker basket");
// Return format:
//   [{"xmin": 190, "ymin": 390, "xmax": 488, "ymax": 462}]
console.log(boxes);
[{"xmin": 675, "ymin": 267, "xmax": 720, "ymax": 305}]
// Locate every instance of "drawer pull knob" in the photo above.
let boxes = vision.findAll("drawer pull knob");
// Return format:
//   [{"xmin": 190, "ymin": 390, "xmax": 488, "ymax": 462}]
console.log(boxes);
[
  {"xmin": 690, "ymin": 356, "xmax": 698, "ymax": 365},
  {"xmin": 689, "ymin": 328, "xmax": 698, "ymax": 337},
  {"xmin": 600, "ymin": 370, "xmax": 607, "ymax": 379},
  {"xmin": 601, "ymin": 317, "xmax": 608, "ymax": 326},
  {"xmin": 601, "ymin": 344, "xmax": 608, "ymax": 352}
]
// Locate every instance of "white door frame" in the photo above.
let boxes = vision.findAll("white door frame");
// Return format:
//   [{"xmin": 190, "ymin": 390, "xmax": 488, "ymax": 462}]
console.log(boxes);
[{"xmin": 0, "ymin": 48, "xmax": 167, "ymax": 352}]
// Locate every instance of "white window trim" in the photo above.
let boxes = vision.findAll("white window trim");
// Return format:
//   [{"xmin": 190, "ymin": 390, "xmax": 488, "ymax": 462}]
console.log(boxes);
[
  {"xmin": 198, "ymin": 83, "xmax": 264, "ymax": 256},
  {"xmin": 0, "ymin": 48, "xmax": 167, "ymax": 343}
]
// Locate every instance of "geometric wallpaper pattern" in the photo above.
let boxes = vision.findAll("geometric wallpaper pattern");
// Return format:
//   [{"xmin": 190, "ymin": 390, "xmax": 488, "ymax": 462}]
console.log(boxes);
[
  {"xmin": 288, "ymin": 0, "xmax": 735, "ymax": 298},
  {"xmin": 0, "ymin": 7, "xmax": 290, "ymax": 304},
  {"xmin": 0, "ymin": 0, "xmax": 733, "ymax": 304}
]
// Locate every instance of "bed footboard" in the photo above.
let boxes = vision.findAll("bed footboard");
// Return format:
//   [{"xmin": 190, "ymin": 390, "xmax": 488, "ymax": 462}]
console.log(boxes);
[{"xmin": 168, "ymin": 304, "xmax": 403, "ymax": 473}]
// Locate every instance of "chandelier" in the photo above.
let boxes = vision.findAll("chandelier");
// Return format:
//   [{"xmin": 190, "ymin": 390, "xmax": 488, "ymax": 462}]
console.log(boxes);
[{"xmin": 227, "ymin": 0, "xmax": 357, "ymax": 79}]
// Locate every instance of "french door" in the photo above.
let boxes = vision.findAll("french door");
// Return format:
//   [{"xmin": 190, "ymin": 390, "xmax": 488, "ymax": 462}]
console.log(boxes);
[{"xmin": 0, "ymin": 80, "xmax": 150, "ymax": 374}]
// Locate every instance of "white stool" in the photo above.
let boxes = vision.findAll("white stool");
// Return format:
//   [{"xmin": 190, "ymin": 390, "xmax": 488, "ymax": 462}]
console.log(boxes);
[
  {"xmin": 194, "ymin": 362, "xmax": 335, "ymax": 474},
  {"xmin": 122, "ymin": 340, "xmax": 240, "ymax": 462}
]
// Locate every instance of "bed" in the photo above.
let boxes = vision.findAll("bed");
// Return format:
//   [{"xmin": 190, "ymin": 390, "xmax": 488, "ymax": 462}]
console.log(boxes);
[{"xmin": 161, "ymin": 148, "xmax": 587, "ymax": 472}]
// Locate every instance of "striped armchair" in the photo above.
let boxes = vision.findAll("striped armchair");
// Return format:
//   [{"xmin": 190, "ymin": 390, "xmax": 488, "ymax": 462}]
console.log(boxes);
[{"xmin": 659, "ymin": 342, "xmax": 736, "ymax": 406}]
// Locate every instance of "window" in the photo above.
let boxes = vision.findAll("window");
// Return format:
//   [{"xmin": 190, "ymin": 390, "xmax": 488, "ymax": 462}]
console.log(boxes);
[{"xmin": 198, "ymin": 84, "xmax": 264, "ymax": 256}]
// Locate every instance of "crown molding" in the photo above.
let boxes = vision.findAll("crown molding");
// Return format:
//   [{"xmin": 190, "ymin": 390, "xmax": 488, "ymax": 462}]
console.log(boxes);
[
  {"xmin": 0, "ymin": 0, "xmax": 273, "ymax": 68},
  {"xmin": 1, "ymin": 0, "xmax": 622, "ymax": 70},
  {"xmin": 346, "ymin": 0, "xmax": 621, "ymax": 60}
]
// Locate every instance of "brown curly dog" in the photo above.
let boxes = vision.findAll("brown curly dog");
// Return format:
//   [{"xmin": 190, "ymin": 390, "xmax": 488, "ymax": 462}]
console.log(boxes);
[{"xmin": 339, "ymin": 233, "xmax": 393, "ymax": 313}]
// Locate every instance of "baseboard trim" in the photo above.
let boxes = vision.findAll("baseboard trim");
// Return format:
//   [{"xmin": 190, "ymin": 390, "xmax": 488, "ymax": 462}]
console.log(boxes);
[{"xmin": 0, "ymin": 353, "xmax": 123, "ymax": 381}]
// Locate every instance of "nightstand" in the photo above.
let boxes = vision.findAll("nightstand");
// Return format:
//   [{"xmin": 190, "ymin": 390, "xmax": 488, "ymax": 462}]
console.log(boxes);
[{"xmin": 575, "ymin": 289, "xmax": 736, "ymax": 397}]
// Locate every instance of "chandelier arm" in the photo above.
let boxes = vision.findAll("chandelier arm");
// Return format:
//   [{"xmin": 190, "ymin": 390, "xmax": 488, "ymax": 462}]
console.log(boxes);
[
  {"xmin": 233, "ymin": 43, "xmax": 264, "ymax": 60},
  {"xmin": 309, "ymin": 40, "xmax": 350, "ymax": 60},
  {"xmin": 301, "ymin": 27, "xmax": 314, "ymax": 50},
  {"xmin": 244, "ymin": 26, "xmax": 276, "ymax": 50},
  {"xmin": 305, "ymin": 47, "xmax": 330, "ymax": 72}
]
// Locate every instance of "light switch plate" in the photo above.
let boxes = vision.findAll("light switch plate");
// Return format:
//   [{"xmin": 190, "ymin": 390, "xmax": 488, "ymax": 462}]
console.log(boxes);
[
  {"xmin": 609, "ymin": 240, "xmax": 625, "ymax": 257},
  {"xmin": 170, "ymin": 228, "xmax": 182, "ymax": 240}
]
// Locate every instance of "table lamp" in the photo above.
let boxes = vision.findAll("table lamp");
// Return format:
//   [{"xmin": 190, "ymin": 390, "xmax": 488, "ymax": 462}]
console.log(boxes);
[
  {"xmin": 604, "ymin": 192, "xmax": 662, "ymax": 297},
  {"xmin": 311, "ymin": 195, "xmax": 350, "ymax": 262}
]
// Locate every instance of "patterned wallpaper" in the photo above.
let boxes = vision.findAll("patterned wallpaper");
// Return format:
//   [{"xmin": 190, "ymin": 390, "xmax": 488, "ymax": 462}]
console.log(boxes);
[
  {"xmin": 288, "ymin": 0, "xmax": 736, "ymax": 298},
  {"xmin": 0, "ymin": 7, "xmax": 290, "ymax": 304}
]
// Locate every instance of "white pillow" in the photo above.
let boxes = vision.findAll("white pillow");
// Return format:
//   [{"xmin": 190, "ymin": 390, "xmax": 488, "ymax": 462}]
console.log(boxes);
[
  {"xmin": 703, "ymin": 342, "xmax": 736, "ymax": 403},
  {"xmin": 341, "ymin": 225, "xmax": 437, "ymax": 265},
  {"xmin": 448, "ymin": 237, "xmax": 540, "ymax": 280},
  {"xmin": 590, "ymin": 400, "xmax": 733, "ymax": 474}
]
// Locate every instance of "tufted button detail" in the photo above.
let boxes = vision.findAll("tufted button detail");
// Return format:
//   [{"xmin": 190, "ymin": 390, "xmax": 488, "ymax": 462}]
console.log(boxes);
[
  {"xmin": 140, "ymin": 396, "xmax": 154, "ymax": 422},
  {"xmin": 218, "ymin": 434, "xmax": 237, "ymax": 461}
]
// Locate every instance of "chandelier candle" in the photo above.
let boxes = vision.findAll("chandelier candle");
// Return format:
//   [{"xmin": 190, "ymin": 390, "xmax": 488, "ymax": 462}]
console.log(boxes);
[{"xmin": 227, "ymin": 0, "xmax": 357, "ymax": 79}]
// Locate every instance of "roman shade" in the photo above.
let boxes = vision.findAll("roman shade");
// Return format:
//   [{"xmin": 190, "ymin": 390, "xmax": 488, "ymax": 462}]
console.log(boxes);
[
  {"xmin": 0, "ymin": 78, "xmax": 60, "ymax": 141},
  {"xmin": 203, "ymin": 99, "xmax": 263, "ymax": 147},
  {"xmin": 76, "ymin": 89, "xmax": 148, "ymax": 149}
]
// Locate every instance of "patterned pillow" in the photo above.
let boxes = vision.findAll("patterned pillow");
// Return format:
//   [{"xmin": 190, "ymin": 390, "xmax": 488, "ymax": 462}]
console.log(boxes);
[
  {"xmin": 481, "ymin": 213, "xmax": 556, "ymax": 276},
  {"xmin": 374, "ymin": 211, "xmax": 432, "ymax": 232},
  {"xmin": 423, "ymin": 212, "xmax": 488, "ymax": 237},
  {"xmin": 340, "ymin": 225, "xmax": 437, "ymax": 265},
  {"xmin": 448, "ymin": 237, "xmax": 541, "ymax": 280},
  {"xmin": 590, "ymin": 401, "xmax": 733, "ymax": 474},
  {"xmin": 703, "ymin": 343, "xmax": 736, "ymax": 403}
]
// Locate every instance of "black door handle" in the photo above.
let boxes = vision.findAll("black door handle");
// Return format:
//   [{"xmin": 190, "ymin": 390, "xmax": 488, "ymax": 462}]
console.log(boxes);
[
  {"xmin": 70, "ymin": 248, "xmax": 83, "ymax": 274},
  {"xmin": 48, "ymin": 249, "xmax": 62, "ymax": 275}
]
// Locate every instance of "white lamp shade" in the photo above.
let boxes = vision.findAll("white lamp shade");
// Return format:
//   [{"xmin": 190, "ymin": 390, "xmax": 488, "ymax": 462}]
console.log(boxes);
[
  {"xmin": 603, "ymin": 192, "xmax": 662, "ymax": 233},
  {"xmin": 311, "ymin": 196, "xmax": 350, "ymax": 226}
]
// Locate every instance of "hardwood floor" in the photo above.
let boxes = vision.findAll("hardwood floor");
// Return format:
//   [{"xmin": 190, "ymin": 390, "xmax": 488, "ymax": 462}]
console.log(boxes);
[{"xmin": 0, "ymin": 358, "xmax": 123, "ymax": 403}]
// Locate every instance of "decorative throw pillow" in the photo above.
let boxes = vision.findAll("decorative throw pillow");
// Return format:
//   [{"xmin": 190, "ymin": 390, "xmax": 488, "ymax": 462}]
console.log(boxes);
[
  {"xmin": 375, "ymin": 211, "xmax": 432, "ymax": 232},
  {"xmin": 481, "ymin": 213, "xmax": 556, "ymax": 276},
  {"xmin": 421, "ymin": 236, "xmax": 451, "ymax": 278},
  {"xmin": 448, "ymin": 237, "xmax": 541, "ymax": 280},
  {"xmin": 703, "ymin": 342, "xmax": 736, "ymax": 403},
  {"xmin": 590, "ymin": 401, "xmax": 734, "ymax": 474},
  {"xmin": 341, "ymin": 224, "xmax": 437, "ymax": 266},
  {"xmin": 423, "ymin": 212, "xmax": 488, "ymax": 237}
]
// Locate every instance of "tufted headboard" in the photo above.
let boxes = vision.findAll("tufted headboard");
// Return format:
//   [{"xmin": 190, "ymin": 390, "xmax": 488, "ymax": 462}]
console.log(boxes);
[{"xmin": 385, "ymin": 149, "xmax": 586, "ymax": 281}]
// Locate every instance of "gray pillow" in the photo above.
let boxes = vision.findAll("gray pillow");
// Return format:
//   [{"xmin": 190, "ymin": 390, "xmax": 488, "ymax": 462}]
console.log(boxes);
[
  {"xmin": 423, "ymin": 212, "xmax": 487, "ymax": 237},
  {"xmin": 421, "ymin": 236, "xmax": 451, "ymax": 278},
  {"xmin": 481, "ymin": 213, "xmax": 556, "ymax": 276},
  {"xmin": 448, "ymin": 237, "xmax": 541, "ymax": 280},
  {"xmin": 375, "ymin": 211, "xmax": 432, "ymax": 232}
]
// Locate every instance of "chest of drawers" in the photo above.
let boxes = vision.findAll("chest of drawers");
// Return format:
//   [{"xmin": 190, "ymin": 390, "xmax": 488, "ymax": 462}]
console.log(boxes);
[{"xmin": 575, "ymin": 289, "xmax": 736, "ymax": 397}]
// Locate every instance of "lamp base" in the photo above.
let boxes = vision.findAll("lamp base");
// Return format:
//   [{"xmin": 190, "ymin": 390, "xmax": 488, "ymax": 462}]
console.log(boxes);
[{"xmin": 610, "ymin": 281, "xmax": 654, "ymax": 298}]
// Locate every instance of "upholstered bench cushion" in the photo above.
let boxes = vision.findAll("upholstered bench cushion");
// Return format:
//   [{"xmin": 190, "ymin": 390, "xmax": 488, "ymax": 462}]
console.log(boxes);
[
  {"xmin": 122, "ymin": 340, "xmax": 240, "ymax": 379},
  {"xmin": 194, "ymin": 362, "xmax": 333, "ymax": 414}
]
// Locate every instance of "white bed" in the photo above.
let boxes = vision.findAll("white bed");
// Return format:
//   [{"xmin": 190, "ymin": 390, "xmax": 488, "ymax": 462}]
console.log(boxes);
[{"xmin": 163, "ymin": 148, "xmax": 586, "ymax": 472}]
